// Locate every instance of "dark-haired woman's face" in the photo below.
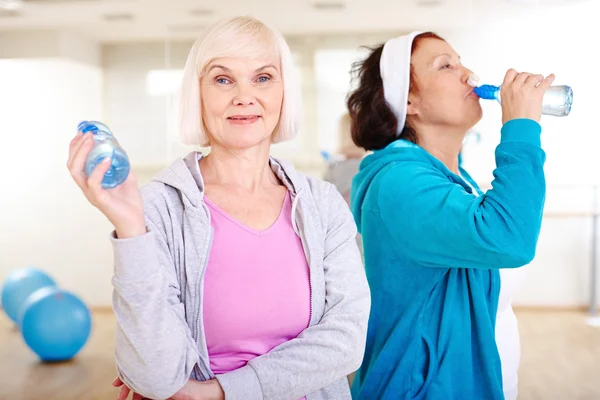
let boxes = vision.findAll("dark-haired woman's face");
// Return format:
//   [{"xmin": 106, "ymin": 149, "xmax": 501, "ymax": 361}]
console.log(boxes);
[{"xmin": 407, "ymin": 38, "xmax": 482, "ymax": 131}]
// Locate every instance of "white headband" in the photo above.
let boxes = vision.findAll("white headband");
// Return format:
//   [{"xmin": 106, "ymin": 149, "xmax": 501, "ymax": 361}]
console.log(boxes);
[{"xmin": 380, "ymin": 31, "xmax": 422, "ymax": 137}]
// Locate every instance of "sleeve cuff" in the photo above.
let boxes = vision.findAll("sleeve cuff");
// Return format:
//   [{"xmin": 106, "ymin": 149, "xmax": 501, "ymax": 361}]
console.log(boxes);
[
  {"xmin": 500, "ymin": 118, "xmax": 542, "ymax": 147},
  {"xmin": 110, "ymin": 229, "xmax": 160, "ymax": 279},
  {"xmin": 216, "ymin": 365, "xmax": 263, "ymax": 400}
]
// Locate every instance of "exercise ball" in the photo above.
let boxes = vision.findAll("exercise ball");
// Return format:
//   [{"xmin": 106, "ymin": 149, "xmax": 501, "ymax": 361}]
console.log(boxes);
[
  {"xmin": 20, "ymin": 286, "xmax": 92, "ymax": 362},
  {"xmin": 1, "ymin": 267, "xmax": 57, "ymax": 324}
]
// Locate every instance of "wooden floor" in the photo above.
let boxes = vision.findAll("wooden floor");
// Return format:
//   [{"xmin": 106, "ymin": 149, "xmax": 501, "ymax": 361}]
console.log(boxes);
[
  {"xmin": 1, "ymin": 309, "xmax": 599, "ymax": 399},
  {"xmin": 517, "ymin": 309, "xmax": 600, "ymax": 400},
  {"xmin": 0, "ymin": 310, "xmax": 118, "ymax": 400}
]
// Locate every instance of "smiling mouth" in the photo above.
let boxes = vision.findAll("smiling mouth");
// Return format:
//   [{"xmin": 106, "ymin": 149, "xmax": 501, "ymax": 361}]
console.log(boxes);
[
  {"xmin": 227, "ymin": 115, "xmax": 261, "ymax": 124},
  {"xmin": 228, "ymin": 115, "xmax": 260, "ymax": 120}
]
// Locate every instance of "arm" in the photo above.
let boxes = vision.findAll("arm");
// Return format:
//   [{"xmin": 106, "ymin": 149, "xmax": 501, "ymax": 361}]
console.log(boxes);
[
  {"xmin": 378, "ymin": 118, "xmax": 545, "ymax": 270},
  {"xmin": 67, "ymin": 123, "xmax": 200, "ymax": 399},
  {"xmin": 215, "ymin": 185, "xmax": 371, "ymax": 400},
  {"xmin": 111, "ymin": 206, "xmax": 201, "ymax": 400},
  {"xmin": 113, "ymin": 377, "xmax": 224, "ymax": 400}
]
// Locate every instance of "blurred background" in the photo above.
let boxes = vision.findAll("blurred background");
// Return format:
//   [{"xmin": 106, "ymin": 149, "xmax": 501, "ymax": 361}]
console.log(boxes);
[{"xmin": 1, "ymin": 0, "xmax": 599, "ymax": 399}]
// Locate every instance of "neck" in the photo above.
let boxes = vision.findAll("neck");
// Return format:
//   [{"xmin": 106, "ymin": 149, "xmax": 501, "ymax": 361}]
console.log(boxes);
[
  {"xmin": 199, "ymin": 142, "xmax": 279, "ymax": 192},
  {"xmin": 413, "ymin": 124, "xmax": 467, "ymax": 174}
]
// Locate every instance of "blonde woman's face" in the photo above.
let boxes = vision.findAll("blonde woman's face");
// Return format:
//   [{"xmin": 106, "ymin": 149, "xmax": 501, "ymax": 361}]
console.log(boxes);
[{"xmin": 200, "ymin": 56, "xmax": 284, "ymax": 150}]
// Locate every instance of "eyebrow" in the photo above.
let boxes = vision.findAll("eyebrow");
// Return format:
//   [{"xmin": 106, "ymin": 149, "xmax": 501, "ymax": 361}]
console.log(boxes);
[
  {"xmin": 256, "ymin": 64, "xmax": 278, "ymax": 72},
  {"xmin": 432, "ymin": 53, "xmax": 461, "ymax": 63},
  {"xmin": 207, "ymin": 64, "xmax": 279, "ymax": 73}
]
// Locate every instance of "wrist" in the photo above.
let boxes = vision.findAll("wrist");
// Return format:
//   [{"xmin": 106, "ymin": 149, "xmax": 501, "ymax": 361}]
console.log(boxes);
[
  {"xmin": 500, "ymin": 118, "xmax": 542, "ymax": 147},
  {"xmin": 176, "ymin": 379, "xmax": 224, "ymax": 400},
  {"xmin": 202, "ymin": 379, "xmax": 225, "ymax": 400},
  {"xmin": 114, "ymin": 222, "xmax": 147, "ymax": 239}
]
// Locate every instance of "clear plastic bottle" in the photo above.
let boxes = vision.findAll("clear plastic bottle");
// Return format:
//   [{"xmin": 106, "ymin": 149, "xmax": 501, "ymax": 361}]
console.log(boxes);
[
  {"xmin": 473, "ymin": 84, "xmax": 573, "ymax": 117},
  {"xmin": 77, "ymin": 120, "xmax": 130, "ymax": 189}
]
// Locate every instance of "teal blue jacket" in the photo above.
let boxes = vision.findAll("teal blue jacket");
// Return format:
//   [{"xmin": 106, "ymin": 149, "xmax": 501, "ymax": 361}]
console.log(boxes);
[{"xmin": 350, "ymin": 119, "xmax": 546, "ymax": 399}]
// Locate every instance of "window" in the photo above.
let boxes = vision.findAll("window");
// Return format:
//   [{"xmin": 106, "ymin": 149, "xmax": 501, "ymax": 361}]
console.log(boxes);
[
  {"xmin": 146, "ymin": 69, "xmax": 184, "ymax": 96},
  {"xmin": 314, "ymin": 48, "xmax": 369, "ymax": 154}
]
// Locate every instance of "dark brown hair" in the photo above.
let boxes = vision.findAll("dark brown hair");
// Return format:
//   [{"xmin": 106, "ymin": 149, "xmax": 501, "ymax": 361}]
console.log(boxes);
[{"xmin": 346, "ymin": 32, "xmax": 444, "ymax": 151}]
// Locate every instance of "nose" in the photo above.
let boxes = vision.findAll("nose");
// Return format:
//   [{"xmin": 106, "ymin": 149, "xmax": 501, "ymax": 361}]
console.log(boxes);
[
  {"xmin": 233, "ymin": 82, "xmax": 256, "ymax": 106},
  {"xmin": 462, "ymin": 67, "xmax": 478, "ymax": 87}
]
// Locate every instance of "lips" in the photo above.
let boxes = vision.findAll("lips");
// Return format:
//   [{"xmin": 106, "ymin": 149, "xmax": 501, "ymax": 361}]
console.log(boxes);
[
  {"xmin": 227, "ymin": 115, "xmax": 260, "ymax": 125},
  {"xmin": 227, "ymin": 115, "xmax": 260, "ymax": 120}
]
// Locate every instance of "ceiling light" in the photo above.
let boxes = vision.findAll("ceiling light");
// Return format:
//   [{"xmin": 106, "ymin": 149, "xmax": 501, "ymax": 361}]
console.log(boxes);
[
  {"xmin": 311, "ymin": 1, "xmax": 345, "ymax": 10},
  {"xmin": 0, "ymin": 0, "xmax": 24, "ymax": 11}
]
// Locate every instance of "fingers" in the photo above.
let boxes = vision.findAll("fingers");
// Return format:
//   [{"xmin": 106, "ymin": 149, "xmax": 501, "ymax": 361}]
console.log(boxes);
[
  {"xmin": 537, "ymin": 73, "xmax": 555, "ymax": 92},
  {"xmin": 503, "ymin": 69, "xmax": 555, "ymax": 91},
  {"xmin": 67, "ymin": 132, "xmax": 91, "ymax": 169},
  {"xmin": 86, "ymin": 157, "xmax": 112, "ymax": 204},
  {"xmin": 68, "ymin": 130, "xmax": 83, "ymax": 154},
  {"xmin": 67, "ymin": 132, "xmax": 83, "ymax": 172},
  {"xmin": 88, "ymin": 156, "xmax": 112, "ymax": 188},
  {"xmin": 503, "ymin": 68, "xmax": 518, "ymax": 86},
  {"xmin": 525, "ymin": 74, "xmax": 544, "ymax": 88},
  {"xmin": 513, "ymin": 72, "xmax": 531, "ymax": 87},
  {"xmin": 118, "ymin": 384, "xmax": 131, "ymax": 400},
  {"xmin": 71, "ymin": 134, "xmax": 94, "ymax": 171},
  {"xmin": 68, "ymin": 133, "xmax": 95, "ymax": 188},
  {"xmin": 113, "ymin": 377, "xmax": 142, "ymax": 400}
]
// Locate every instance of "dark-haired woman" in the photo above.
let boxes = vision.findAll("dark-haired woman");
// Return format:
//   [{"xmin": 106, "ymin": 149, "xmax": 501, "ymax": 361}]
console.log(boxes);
[{"xmin": 347, "ymin": 31, "xmax": 554, "ymax": 399}]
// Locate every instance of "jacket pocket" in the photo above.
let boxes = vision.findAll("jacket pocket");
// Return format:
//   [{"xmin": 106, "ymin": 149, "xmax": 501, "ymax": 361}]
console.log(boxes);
[{"xmin": 411, "ymin": 333, "xmax": 437, "ymax": 400}]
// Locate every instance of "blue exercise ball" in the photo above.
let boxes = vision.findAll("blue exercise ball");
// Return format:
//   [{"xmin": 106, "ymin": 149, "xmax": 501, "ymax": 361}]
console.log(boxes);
[
  {"xmin": 1, "ymin": 267, "xmax": 57, "ymax": 324},
  {"xmin": 20, "ymin": 287, "xmax": 92, "ymax": 362}
]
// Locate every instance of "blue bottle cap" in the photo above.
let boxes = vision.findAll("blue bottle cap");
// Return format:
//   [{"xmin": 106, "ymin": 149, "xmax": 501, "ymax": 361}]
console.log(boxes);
[{"xmin": 473, "ymin": 85, "xmax": 500, "ymax": 100}]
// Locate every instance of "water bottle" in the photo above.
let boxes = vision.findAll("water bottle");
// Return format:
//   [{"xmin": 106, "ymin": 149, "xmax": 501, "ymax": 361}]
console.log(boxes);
[
  {"xmin": 473, "ymin": 84, "xmax": 573, "ymax": 117},
  {"xmin": 77, "ymin": 120, "xmax": 130, "ymax": 189}
]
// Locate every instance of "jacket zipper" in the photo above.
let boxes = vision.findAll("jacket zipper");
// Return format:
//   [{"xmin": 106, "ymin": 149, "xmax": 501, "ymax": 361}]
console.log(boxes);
[
  {"xmin": 293, "ymin": 191, "xmax": 314, "ymax": 326},
  {"xmin": 194, "ymin": 204, "xmax": 215, "ymax": 381}
]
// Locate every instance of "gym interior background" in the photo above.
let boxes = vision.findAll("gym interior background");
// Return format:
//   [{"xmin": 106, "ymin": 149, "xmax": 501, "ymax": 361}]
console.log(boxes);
[{"xmin": 1, "ymin": 0, "xmax": 599, "ymax": 399}]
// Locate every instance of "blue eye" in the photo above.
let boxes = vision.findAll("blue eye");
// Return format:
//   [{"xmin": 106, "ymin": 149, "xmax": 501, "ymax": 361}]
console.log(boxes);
[
  {"xmin": 257, "ymin": 75, "xmax": 271, "ymax": 83},
  {"xmin": 216, "ymin": 77, "xmax": 231, "ymax": 84}
]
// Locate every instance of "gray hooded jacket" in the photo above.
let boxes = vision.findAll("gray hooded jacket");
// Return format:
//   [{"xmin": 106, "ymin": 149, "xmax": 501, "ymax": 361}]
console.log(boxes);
[{"xmin": 109, "ymin": 152, "xmax": 371, "ymax": 400}]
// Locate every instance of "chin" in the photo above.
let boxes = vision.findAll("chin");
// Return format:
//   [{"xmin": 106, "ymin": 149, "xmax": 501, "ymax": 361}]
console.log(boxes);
[
  {"xmin": 221, "ymin": 133, "xmax": 273, "ymax": 150},
  {"xmin": 470, "ymin": 113, "xmax": 483, "ymax": 128},
  {"xmin": 466, "ymin": 105, "xmax": 483, "ymax": 127}
]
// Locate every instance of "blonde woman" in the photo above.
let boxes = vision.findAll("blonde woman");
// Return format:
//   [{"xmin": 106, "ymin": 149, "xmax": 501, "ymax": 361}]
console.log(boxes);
[{"xmin": 67, "ymin": 16, "xmax": 370, "ymax": 400}]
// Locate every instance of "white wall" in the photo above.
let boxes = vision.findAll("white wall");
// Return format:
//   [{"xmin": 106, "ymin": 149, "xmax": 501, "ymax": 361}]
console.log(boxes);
[
  {"xmin": 0, "ymin": 58, "xmax": 110, "ymax": 307},
  {"xmin": 0, "ymin": 31, "xmax": 101, "ymax": 66},
  {"xmin": 102, "ymin": 41, "xmax": 196, "ymax": 168},
  {"xmin": 2, "ymin": 2, "xmax": 598, "ymax": 309}
]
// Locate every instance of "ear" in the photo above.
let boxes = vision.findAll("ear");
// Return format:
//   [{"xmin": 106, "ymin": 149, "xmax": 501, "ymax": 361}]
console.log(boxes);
[{"xmin": 406, "ymin": 92, "xmax": 418, "ymax": 116}]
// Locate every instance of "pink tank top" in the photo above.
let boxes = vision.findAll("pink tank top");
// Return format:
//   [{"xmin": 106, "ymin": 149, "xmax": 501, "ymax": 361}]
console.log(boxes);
[{"xmin": 203, "ymin": 191, "xmax": 311, "ymax": 396}]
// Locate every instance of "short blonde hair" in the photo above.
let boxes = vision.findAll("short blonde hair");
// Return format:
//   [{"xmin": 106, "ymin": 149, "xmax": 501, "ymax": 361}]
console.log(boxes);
[{"xmin": 178, "ymin": 16, "xmax": 301, "ymax": 147}]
